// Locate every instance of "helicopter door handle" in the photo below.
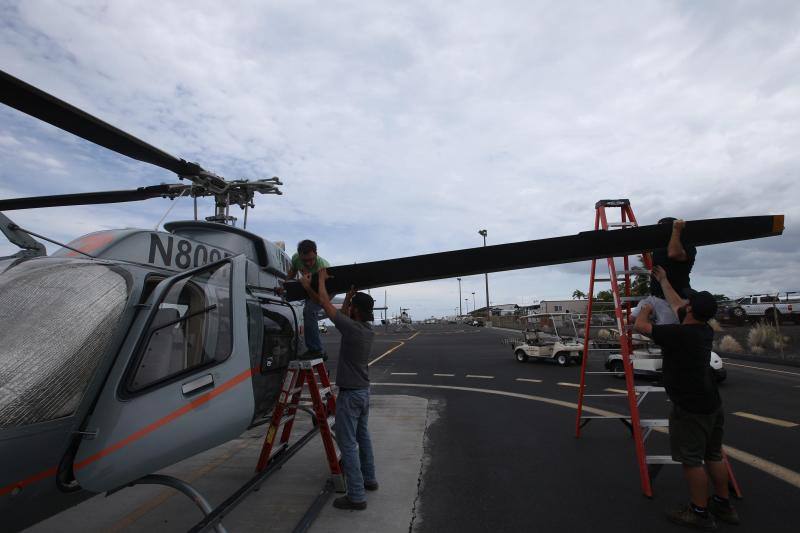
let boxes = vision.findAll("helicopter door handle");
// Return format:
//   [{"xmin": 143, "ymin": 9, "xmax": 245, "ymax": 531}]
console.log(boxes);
[{"xmin": 181, "ymin": 374, "xmax": 214, "ymax": 396}]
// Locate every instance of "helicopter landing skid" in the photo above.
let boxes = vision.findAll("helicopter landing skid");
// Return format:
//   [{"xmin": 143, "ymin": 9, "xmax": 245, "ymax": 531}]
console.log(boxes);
[{"xmin": 120, "ymin": 474, "xmax": 228, "ymax": 533}]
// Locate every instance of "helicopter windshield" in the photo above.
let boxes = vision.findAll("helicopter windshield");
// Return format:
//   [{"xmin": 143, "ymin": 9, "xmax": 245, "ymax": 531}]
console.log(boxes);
[{"xmin": 0, "ymin": 260, "xmax": 129, "ymax": 428}]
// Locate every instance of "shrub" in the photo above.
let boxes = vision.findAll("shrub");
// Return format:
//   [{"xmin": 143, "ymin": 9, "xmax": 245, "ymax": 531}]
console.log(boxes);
[
  {"xmin": 719, "ymin": 335, "xmax": 743, "ymax": 354},
  {"xmin": 747, "ymin": 322, "xmax": 788, "ymax": 352}
]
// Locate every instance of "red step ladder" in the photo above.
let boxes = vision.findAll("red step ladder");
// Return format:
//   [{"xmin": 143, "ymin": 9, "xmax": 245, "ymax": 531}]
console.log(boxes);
[
  {"xmin": 574, "ymin": 199, "xmax": 742, "ymax": 499},
  {"xmin": 256, "ymin": 358, "xmax": 345, "ymax": 492}
]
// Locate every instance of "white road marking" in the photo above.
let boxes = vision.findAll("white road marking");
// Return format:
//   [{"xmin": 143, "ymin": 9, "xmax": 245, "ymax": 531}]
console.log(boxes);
[
  {"xmin": 433, "ymin": 373, "xmax": 455, "ymax": 377},
  {"xmin": 723, "ymin": 361, "xmax": 800, "ymax": 377},
  {"xmin": 557, "ymin": 382, "xmax": 580, "ymax": 388},
  {"xmin": 466, "ymin": 374, "xmax": 494, "ymax": 379},
  {"xmin": 372, "ymin": 382, "xmax": 800, "ymax": 490},
  {"xmin": 733, "ymin": 411, "xmax": 798, "ymax": 428},
  {"xmin": 516, "ymin": 378, "xmax": 542, "ymax": 383},
  {"xmin": 391, "ymin": 372, "xmax": 418, "ymax": 376}
]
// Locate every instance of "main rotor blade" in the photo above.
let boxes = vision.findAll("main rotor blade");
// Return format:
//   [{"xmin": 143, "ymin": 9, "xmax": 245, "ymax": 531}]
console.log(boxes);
[
  {"xmin": 0, "ymin": 185, "xmax": 181, "ymax": 210},
  {"xmin": 0, "ymin": 70, "xmax": 199, "ymax": 176},
  {"xmin": 284, "ymin": 215, "xmax": 784, "ymax": 301}
]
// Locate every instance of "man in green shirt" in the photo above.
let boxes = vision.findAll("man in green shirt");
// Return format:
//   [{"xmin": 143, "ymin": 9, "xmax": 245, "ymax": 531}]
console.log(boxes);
[{"xmin": 286, "ymin": 239, "xmax": 330, "ymax": 358}]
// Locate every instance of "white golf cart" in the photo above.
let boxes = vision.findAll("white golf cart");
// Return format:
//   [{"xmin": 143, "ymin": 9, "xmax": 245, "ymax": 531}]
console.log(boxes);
[
  {"xmin": 513, "ymin": 313, "xmax": 584, "ymax": 366},
  {"xmin": 605, "ymin": 344, "xmax": 727, "ymax": 382}
]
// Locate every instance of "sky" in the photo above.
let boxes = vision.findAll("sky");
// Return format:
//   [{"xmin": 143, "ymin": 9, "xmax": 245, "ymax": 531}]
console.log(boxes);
[{"xmin": 1, "ymin": 0, "xmax": 799, "ymax": 319}]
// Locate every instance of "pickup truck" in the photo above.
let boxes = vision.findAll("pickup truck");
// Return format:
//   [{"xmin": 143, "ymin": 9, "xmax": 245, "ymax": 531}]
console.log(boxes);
[{"xmin": 724, "ymin": 294, "xmax": 799, "ymax": 324}]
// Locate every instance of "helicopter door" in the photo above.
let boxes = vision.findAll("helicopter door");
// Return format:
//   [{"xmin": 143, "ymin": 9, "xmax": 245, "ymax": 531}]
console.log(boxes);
[{"xmin": 73, "ymin": 256, "xmax": 254, "ymax": 492}]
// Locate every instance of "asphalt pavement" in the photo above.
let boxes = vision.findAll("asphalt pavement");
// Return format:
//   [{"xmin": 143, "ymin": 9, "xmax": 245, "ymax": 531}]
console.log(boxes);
[{"xmin": 353, "ymin": 323, "xmax": 800, "ymax": 533}]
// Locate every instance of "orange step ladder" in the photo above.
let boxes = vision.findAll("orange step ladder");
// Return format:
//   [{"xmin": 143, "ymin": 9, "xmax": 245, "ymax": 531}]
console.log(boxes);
[
  {"xmin": 257, "ymin": 358, "xmax": 345, "ymax": 493},
  {"xmin": 574, "ymin": 199, "xmax": 742, "ymax": 499}
]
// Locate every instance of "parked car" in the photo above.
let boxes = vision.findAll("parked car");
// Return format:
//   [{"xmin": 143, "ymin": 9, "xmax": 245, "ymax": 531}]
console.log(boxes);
[
  {"xmin": 605, "ymin": 346, "xmax": 726, "ymax": 382},
  {"xmin": 512, "ymin": 313, "xmax": 584, "ymax": 366},
  {"xmin": 721, "ymin": 294, "xmax": 799, "ymax": 324}
]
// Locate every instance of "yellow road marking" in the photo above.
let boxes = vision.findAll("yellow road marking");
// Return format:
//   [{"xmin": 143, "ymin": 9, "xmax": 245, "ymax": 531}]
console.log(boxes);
[
  {"xmin": 466, "ymin": 374, "xmax": 494, "ymax": 379},
  {"xmin": 434, "ymin": 373, "xmax": 455, "ymax": 377},
  {"xmin": 516, "ymin": 378, "xmax": 542, "ymax": 383},
  {"xmin": 733, "ymin": 411, "xmax": 798, "ymax": 428},
  {"xmin": 723, "ymin": 361, "xmax": 800, "ymax": 377},
  {"xmin": 372, "ymin": 382, "xmax": 800, "ymax": 490},
  {"xmin": 557, "ymin": 382, "xmax": 580, "ymax": 388},
  {"xmin": 605, "ymin": 388, "xmax": 631, "ymax": 395},
  {"xmin": 369, "ymin": 342, "xmax": 405, "ymax": 366}
]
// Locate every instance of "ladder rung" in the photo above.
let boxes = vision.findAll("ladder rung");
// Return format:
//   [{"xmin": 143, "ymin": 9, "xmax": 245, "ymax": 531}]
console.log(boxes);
[
  {"xmin": 606, "ymin": 222, "xmax": 637, "ymax": 227},
  {"xmin": 646, "ymin": 455, "xmax": 679, "ymax": 464},
  {"xmin": 584, "ymin": 371, "xmax": 619, "ymax": 374},
  {"xmin": 640, "ymin": 419, "xmax": 669, "ymax": 427},
  {"xmin": 635, "ymin": 386, "xmax": 665, "ymax": 392},
  {"xmin": 580, "ymin": 416, "xmax": 628, "ymax": 420},
  {"xmin": 584, "ymin": 393, "xmax": 628, "ymax": 397},
  {"xmin": 319, "ymin": 387, "xmax": 331, "ymax": 396}
]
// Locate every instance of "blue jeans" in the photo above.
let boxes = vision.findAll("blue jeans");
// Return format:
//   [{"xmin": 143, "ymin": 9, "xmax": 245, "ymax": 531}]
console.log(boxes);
[
  {"xmin": 335, "ymin": 388, "xmax": 376, "ymax": 502},
  {"xmin": 304, "ymin": 299, "xmax": 323, "ymax": 352}
]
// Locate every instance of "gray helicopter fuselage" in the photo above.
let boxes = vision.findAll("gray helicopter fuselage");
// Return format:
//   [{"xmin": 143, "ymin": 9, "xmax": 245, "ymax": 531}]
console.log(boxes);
[{"xmin": 0, "ymin": 221, "xmax": 303, "ymax": 531}]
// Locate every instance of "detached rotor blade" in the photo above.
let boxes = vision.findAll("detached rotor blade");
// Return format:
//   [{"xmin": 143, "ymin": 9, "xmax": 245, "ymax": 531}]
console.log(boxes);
[
  {"xmin": 284, "ymin": 215, "xmax": 784, "ymax": 301},
  {"xmin": 0, "ymin": 185, "xmax": 181, "ymax": 210},
  {"xmin": 0, "ymin": 70, "xmax": 199, "ymax": 176}
]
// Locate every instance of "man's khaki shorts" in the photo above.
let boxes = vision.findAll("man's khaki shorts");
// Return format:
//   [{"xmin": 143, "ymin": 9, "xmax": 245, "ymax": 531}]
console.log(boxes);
[{"xmin": 669, "ymin": 404, "xmax": 724, "ymax": 467}]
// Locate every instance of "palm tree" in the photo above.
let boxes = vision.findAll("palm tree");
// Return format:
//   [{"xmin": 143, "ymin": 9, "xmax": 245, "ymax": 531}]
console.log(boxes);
[{"xmin": 572, "ymin": 289, "xmax": 587, "ymax": 299}]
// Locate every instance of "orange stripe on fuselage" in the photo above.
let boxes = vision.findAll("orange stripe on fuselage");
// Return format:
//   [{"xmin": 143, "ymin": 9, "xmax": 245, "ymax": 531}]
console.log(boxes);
[{"xmin": 1, "ymin": 367, "xmax": 256, "ymax": 497}]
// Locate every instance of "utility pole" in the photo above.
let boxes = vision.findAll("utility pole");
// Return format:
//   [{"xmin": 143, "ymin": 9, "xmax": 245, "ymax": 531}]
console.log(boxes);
[
  {"xmin": 479, "ymin": 229, "xmax": 491, "ymax": 327},
  {"xmin": 457, "ymin": 277, "xmax": 463, "ymax": 316}
]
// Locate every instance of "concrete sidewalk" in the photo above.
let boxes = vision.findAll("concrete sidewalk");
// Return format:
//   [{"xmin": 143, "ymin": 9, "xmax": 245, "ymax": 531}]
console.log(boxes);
[{"xmin": 26, "ymin": 395, "xmax": 428, "ymax": 533}]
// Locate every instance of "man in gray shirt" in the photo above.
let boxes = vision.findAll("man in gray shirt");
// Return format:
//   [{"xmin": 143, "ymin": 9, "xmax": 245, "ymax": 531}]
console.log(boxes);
[{"xmin": 299, "ymin": 270, "xmax": 377, "ymax": 510}]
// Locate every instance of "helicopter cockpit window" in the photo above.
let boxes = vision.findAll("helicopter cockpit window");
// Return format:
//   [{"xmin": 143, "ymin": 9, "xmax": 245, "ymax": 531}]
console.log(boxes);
[
  {"xmin": 129, "ymin": 262, "xmax": 231, "ymax": 392},
  {"xmin": 260, "ymin": 308, "xmax": 295, "ymax": 372},
  {"xmin": 0, "ymin": 260, "xmax": 129, "ymax": 428}
]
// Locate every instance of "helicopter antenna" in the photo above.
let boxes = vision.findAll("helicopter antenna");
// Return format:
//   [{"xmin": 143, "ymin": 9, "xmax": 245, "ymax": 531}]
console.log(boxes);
[{"xmin": 154, "ymin": 187, "xmax": 189, "ymax": 230}]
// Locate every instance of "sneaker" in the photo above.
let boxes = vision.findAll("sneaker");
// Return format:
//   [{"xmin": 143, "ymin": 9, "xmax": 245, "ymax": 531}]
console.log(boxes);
[
  {"xmin": 666, "ymin": 504, "xmax": 718, "ymax": 531},
  {"xmin": 333, "ymin": 496, "xmax": 366, "ymax": 510},
  {"xmin": 708, "ymin": 497, "xmax": 740, "ymax": 525},
  {"xmin": 364, "ymin": 480, "xmax": 379, "ymax": 491}
]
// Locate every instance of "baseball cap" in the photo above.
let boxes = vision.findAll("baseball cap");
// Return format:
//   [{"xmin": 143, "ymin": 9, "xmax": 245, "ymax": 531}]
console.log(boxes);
[
  {"xmin": 686, "ymin": 290, "xmax": 718, "ymax": 322},
  {"xmin": 351, "ymin": 292, "xmax": 375, "ymax": 321}
]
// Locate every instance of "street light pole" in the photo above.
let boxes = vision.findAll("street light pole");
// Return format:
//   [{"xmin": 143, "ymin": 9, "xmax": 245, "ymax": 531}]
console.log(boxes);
[
  {"xmin": 457, "ymin": 277, "xmax": 462, "ymax": 316},
  {"xmin": 471, "ymin": 291, "xmax": 476, "ymax": 314},
  {"xmin": 465, "ymin": 298, "xmax": 470, "ymax": 314},
  {"xmin": 479, "ymin": 229, "xmax": 491, "ymax": 326}
]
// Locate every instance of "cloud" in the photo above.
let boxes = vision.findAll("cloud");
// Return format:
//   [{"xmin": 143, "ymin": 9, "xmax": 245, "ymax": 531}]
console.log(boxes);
[{"xmin": 1, "ymin": 1, "xmax": 798, "ymax": 318}]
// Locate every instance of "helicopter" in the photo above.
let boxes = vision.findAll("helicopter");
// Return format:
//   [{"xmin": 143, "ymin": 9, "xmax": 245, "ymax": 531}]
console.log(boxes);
[{"xmin": 0, "ymin": 69, "xmax": 785, "ymax": 531}]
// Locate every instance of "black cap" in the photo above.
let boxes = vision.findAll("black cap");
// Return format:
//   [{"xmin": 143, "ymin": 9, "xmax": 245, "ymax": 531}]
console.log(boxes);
[
  {"xmin": 351, "ymin": 292, "xmax": 375, "ymax": 321},
  {"xmin": 686, "ymin": 290, "xmax": 718, "ymax": 322}
]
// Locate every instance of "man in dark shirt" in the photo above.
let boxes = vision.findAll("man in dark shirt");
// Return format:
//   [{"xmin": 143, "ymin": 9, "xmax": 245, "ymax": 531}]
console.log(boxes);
[
  {"xmin": 635, "ymin": 267, "xmax": 739, "ymax": 529},
  {"xmin": 299, "ymin": 270, "xmax": 377, "ymax": 510}
]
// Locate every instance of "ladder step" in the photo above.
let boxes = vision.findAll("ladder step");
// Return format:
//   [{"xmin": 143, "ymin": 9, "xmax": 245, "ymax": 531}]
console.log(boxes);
[
  {"xmin": 584, "ymin": 393, "xmax": 628, "ymax": 397},
  {"xmin": 646, "ymin": 455, "xmax": 679, "ymax": 465},
  {"xmin": 585, "ymin": 371, "xmax": 620, "ymax": 374},
  {"xmin": 580, "ymin": 416, "xmax": 628, "ymax": 420},
  {"xmin": 606, "ymin": 222, "xmax": 637, "ymax": 227},
  {"xmin": 319, "ymin": 387, "xmax": 331, "ymax": 396},
  {"xmin": 639, "ymin": 419, "xmax": 669, "ymax": 427},
  {"xmin": 635, "ymin": 386, "xmax": 665, "ymax": 392}
]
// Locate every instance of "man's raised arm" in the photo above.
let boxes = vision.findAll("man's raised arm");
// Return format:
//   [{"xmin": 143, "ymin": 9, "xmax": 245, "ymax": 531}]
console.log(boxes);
[
  {"xmin": 316, "ymin": 270, "xmax": 339, "ymax": 320},
  {"xmin": 652, "ymin": 265, "xmax": 686, "ymax": 316}
]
